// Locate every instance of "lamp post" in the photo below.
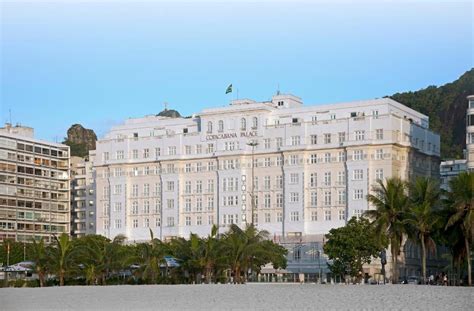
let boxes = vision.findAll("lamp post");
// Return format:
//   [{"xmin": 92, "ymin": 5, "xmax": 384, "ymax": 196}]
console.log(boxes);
[{"xmin": 247, "ymin": 141, "xmax": 258, "ymax": 226}]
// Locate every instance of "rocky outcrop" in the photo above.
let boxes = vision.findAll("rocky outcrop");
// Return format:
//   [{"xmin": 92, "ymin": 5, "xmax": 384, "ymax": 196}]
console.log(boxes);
[
  {"xmin": 64, "ymin": 124, "xmax": 97, "ymax": 157},
  {"xmin": 157, "ymin": 109, "xmax": 181, "ymax": 118}
]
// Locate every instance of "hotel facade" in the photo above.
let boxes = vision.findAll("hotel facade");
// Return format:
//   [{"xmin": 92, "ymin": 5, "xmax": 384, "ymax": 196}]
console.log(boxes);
[
  {"xmin": 95, "ymin": 94, "xmax": 440, "ymax": 247},
  {"xmin": 0, "ymin": 124, "xmax": 70, "ymax": 243}
]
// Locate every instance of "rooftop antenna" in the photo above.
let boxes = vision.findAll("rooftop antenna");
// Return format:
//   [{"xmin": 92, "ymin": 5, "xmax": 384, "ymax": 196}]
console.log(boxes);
[
  {"xmin": 276, "ymin": 83, "xmax": 280, "ymax": 95},
  {"xmin": 9, "ymin": 109, "xmax": 12, "ymax": 124},
  {"xmin": 163, "ymin": 102, "xmax": 168, "ymax": 111}
]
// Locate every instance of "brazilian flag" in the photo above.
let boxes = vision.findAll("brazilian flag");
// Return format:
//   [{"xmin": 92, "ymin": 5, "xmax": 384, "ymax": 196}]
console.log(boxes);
[{"xmin": 225, "ymin": 84, "xmax": 232, "ymax": 94}]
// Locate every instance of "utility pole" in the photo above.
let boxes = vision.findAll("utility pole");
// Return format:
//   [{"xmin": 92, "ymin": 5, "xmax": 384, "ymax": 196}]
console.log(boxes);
[{"xmin": 247, "ymin": 141, "xmax": 258, "ymax": 226}]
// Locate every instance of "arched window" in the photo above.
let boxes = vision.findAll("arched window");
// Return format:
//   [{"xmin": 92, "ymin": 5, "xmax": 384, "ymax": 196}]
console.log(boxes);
[
  {"xmin": 218, "ymin": 120, "xmax": 224, "ymax": 132},
  {"xmin": 252, "ymin": 117, "xmax": 258, "ymax": 129},
  {"xmin": 207, "ymin": 121, "xmax": 213, "ymax": 134},
  {"xmin": 240, "ymin": 118, "xmax": 246, "ymax": 131}
]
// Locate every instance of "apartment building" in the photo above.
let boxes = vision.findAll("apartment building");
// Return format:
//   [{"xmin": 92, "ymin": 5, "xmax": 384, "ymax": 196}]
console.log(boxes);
[
  {"xmin": 94, "ymin": 94, "xmax": 440, "ymax": 244},
  {"xmin": 0, "ymin": 124, "xmax": 70, "ymax": 242},
  {"xmin": 70, "ymin": 153, "xmax": 96, "ymax": 237}
]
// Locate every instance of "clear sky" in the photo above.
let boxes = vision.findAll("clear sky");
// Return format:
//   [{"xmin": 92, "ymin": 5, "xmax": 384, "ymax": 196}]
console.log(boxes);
[{"xmin": 1, "ymin": 0, "xmax": 473, "ymax": 141}]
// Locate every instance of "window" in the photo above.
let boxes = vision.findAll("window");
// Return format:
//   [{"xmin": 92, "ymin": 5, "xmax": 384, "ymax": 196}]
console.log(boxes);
[
  {"xmin": 264, "ymin": 176, "xmax": 271, "ymax": 189},
  {"xmin": 144, "ymin": 184, "xmax": 150, "ymax": 196},
  {"xmin": 207, "ymin": 121, "xmax": 213, "ymax": 133},
  {"xmin": 338, "ymin": 210, "xmax": 345, "ymax": 220},
  {"xmin": 375, "ymin": 129, "xmax": 384, "ymax": 140},
  {"xmin": 311, "ymin": 135, "xmax": 317, "ymax": 145},
  {"xmin": 265, "ymin": 213, "xmax": 271, "ymax": 223},
  {"xmin": 185, "ymin": 216, "xmax": 191, "ymax": 226},
  {"xmin": 353, "ymin": 150, "xmax": 363, "ymax": 161},
  {"xmin": 338, "ymin": 190, "xmax": 346, "ymax": 204},
  {"xmin": 264, "ymin": 194, "xmax": 271, "ymax": 208},
  {"xmin": 115, "ymin": 219, "xmax": 122, "ymax": 229},
  {"xmin": 324, "ymin": 153, "xmax": 331, "ymax": 163},
  {"xmin": 276, "ymin": 137, "xmax": 283, "ymax": 148},
  {"xmin": 143, "ymin": 201, "xmax": 150, "ymax": 214},
  {"xmin": 185, "ymin": 198, "xmax": 192, "ymax": 212},
  {"xmin": 155, "ymin": 148, "xmax": 161, "ymax": 158},
  {"xmin": 114, "ymin": 184, "xmax": 122, "ymax": 195},
  {"xmin": 132, "ymin": 184, "xmax": 139, "ymax": 197},
  {"xmin": 116, "ymin": 150, "xmax": 124, "ymax": 160},
  {"xmin": 353, "ymin": 169, "xmax": 363, "ymax": 180},
  {"xmin": 291, "ymin": 136, "xmax": 300, "ymax": 146},
  {"xmin": 103, "ymin": 152, "xmax": 109, "ymax": 161},
  {"xmin": 207, "ymin": 197, "xmax": 214, "ymax": 211},
  {"xmin": 276, "ymin": 156, "xmax": 283, "ymax": 166},
  {"xmin": 208, "ymin": 215, "xmax": 214, "ymax": 225},
  {"xmin": 185, "ymin": 145, "xmax": 192, "ymax": 155},
  {"xmin": 338, "ymin": 132, "xmax": 346, "ymax": 143},
  {"xmin": 196, "ymin": 180, "xmax": 203, "ymax": 193},
  {"xmin": 312, "ymin": 115, "xmax": 317, "ymax": 124},
  {"xmin": 143, "ymin": 148, "xmax": 150, "ymax": 158},
  {"xmin": 207, "ymin": 143, "xmax": 214, "ymax": 153},
  {"xmin": 290, "ymin": 192, "xmax": 299, "ymax": 203},
  {"xmin": 324, "ymin": 191, "xmax": 331, "ymax": 206},
  {"xmin": 338, "ymin": 171, "xmax": 345, "ymax": 185},
  {"xmin": 290, "ymin": 173, "xmax": 299, "ymax": 185},
  {"xmin": 290, "ymin": 155, "xmax": 299, "ymax": 165},
  {"xmin": 277, "ymin": 212, "xmax": 283, "ymax": 222},
  {"xmin": 167, "ymin": 181, "xmax": 175, "ymax": 191},
  {"xmin": 276, "ymin": 175, "xmax": 283, "ymax": 189},
  {"xmin": 310, "ymin": 154, "xmax": 317, "ymax": 164},
  {"xmin": 311, "ymin": 211, "xmax": 318, "ymax": 221},
  {"xmin": 196, "ymin": 144, "xmax": 202, "ymax": 154},
  {"xmin": 264, "ymin": 157, "xmax": 270, "ymax": 167},
  {"xmin": 310, "ymin": 173, "xmax": 317, "ymax": 187},
  {"xmin": 290, "ymin": 211, "xmax": 300, "ymax": 222},
  {"xmin": 338, "ymin": 151, "xmax": 346, "ymax": 162},
  {"xmin": 103, "ymin": 219, "xmax": 109, "ymax": 229},
  {"xmin": 324, "ymin": 172, "xmax": 331, "ymax": 186},
  {"xmin": 353, "ymin": 209, "xmax": 363, "ymax": 219},
  {"xmin": 241, "ymin": 118, "xmax": 246, "ymax": 130},
  {"xmin": 375, "ymin": 149, "xmax": 383, "ymax": 160},
  {"xmin": 355, "ymin": 130, "xmax": 365, "ymax": 141},
  {"xmin": 324, "ymin": 210, "xmax": 331, "ymax": 221},
  {"xmin": 353, "ymin": 189, "xmax": 364, "ymax": 200},
  {"xmin": 196, "ymin": 215, "xmax": 202, "ymax": 226},
  {"xmin": 132, "ymin": 149, "xmax": 138, "ymax": 159},
  {"xmin": 167, "ymin": 217, "xmax": 175, "ymax": 227},
  {"xmin": 375, "ymin": 168, "xmax": 384, "ymax": 181},
  {"xmin": 264, "ymin": 138, "xmax": 271, "ymax": 149},
  {"xmin": 276, "ymin": 193, "xmax": 283, "ymax": 208},
  {"xmin": 218, "ymin": 120, "xmax": 224, "ymax": 132},
  {"xmin": 196, "ymin": 198, "xmax": 203, "ymax": 211},
  {"xmin": 324, "ymin": 133, "xmax": 331, "ymax": 144},
  {"xmin": 330, "ymin": 114, "xmax": 336, "ymax": 120},
  {"xmin": 167, "ymin": 199, "xmax": 174, "ymax": 209},
  {"xmin": 310, "ymin": 192, "xmax": 317, "ymax": 207},
  {"xmin": 207, "ymin": 179, "xmax": 214, "ymax": 193},
  {"xmin": 252, "ymin": 117, "xmax": 258, "ymax": 129},
  {"xmin": 156, "ymin": 217, "xmax": 161, "ymax": 227},
  {"xmin": 185, "ymin": 181, "xmax": 192, "ymax": 194},
  {"xmin": 168, "ymin": 146, "xmax": 176, "ymax": 155}
]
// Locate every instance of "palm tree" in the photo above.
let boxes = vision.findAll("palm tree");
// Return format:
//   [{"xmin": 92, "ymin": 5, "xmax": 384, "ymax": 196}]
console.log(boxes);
[
  {"xmin": 47, "ymin": 233, "xmax": 78, "ymax": 286},
  {"xmin": 29, "ymin": 238, "xmax": 48, "ymax": 287},
  {"xmin": 445, "ymin": 172, "xmax": 474, "ymax": 286},
  {"xmin": 201, "ymin": 225, "xmax": 222, "ymax": 283},
  {"xmin": 135, "ymin": 229, "xmax": 167, "ymax": 284},
  {"xmin": 221, "ymin": 224, "xmax": 270, "ymax": 283},
  {"xmin": 405, "ymin": 177, "xmax": 440, "ymax": 284},
  {"xmin": 365, "ymin": 177, "xmax": 409, "ymax": 284}
]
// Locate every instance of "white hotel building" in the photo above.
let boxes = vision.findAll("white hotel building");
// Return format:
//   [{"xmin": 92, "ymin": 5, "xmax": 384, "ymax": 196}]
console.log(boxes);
[{"xmin": 95, "ymin": 94, "xmax": 440, "ymax": 244}]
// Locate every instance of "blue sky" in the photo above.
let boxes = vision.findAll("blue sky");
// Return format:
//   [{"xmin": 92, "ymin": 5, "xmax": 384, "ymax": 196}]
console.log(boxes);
[{"xmin": 1, "ymin": 0, "xmax": 473, "ymax": 141}]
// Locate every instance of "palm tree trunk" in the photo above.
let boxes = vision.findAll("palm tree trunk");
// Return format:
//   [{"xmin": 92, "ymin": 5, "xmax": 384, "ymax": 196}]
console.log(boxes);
[
  {"xmin": 391, "ymin": 244, "xmax": 398, "ymax": 284},
  {"xmin": 38, "ymin": 271, "xmax": 45, "ymax": 287},
  {"xmin": 421, "ymin": 237, "xmax": 426, "ymax": 285},
  {"xmin": 465, "ymin": 237, "xmax": 472, "ymax": 286},
  {"xmin": 60, "ymin": 270, "xmax": 64, "ymax": 286}
]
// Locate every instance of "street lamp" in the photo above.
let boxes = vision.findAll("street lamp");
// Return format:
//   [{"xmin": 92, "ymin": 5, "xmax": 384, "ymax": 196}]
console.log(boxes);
[{"xmin": 247, "ymin": 140, "xmax": 258, "ymax": 226}]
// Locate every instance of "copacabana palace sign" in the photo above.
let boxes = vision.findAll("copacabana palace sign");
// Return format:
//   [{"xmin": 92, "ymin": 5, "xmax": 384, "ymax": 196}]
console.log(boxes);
[{"xmin": 206, "ymin": 131, "xmax": 258, "ymax": 141}]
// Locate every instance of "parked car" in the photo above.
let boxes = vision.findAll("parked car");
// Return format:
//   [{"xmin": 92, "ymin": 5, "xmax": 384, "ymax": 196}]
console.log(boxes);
[{"xmin": 406, "ymin": 276, "xmax": 420, "ymax": 285}]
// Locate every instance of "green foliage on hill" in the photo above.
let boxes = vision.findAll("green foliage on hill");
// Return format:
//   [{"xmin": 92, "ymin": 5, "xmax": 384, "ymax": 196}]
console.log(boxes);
[
  {"xmin": 390, "ymin": 68, "xmax": 474, "ymax": 160},
  {"xmin": 62, "ymin": 139, "xmax": 89, "ymax": 158}
]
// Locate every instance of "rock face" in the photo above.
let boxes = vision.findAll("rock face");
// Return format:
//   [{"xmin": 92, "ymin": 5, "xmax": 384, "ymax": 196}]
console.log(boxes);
[
  {"xmin": 64, "ymin": 124, "xmax": 97, "ymax": 157},
  {"xmin": 157, "ymin": 109, "xmax": 181, "ymax": 118}
]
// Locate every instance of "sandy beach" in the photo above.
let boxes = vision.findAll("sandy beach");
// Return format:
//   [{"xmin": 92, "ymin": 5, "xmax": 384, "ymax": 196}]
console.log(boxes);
[{"xmin": 1, "ymin": 284, "xmax": 472, "ymax": 310}]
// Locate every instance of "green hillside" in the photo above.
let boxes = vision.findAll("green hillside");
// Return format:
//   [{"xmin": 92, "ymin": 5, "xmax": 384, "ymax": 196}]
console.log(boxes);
[{"xmin": 389, "ymin": 68, "xmax": 474, "ymax": 160}]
